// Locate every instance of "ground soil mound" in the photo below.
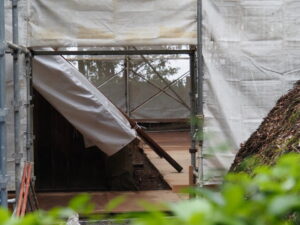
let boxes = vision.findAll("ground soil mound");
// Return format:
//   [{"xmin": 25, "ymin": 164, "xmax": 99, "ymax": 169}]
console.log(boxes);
[{"xmin": 230, "ymin": 80, "xmax": 300, "ymax": 173}]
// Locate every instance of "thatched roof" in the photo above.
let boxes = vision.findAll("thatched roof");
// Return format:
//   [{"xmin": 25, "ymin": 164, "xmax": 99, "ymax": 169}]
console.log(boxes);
[{"xmin": 230, "ymin": 80, "xmax": 300, "ymax": 173}]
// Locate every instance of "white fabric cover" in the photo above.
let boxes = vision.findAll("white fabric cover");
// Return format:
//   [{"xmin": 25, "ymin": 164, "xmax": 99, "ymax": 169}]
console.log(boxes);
[
  {"xmin": 86, "ymin": 65, "xmax": 191, "ymax": 120},
  {"xmin": 202, "ymin": 0, "xmax": 300, "ymax": 184},
  {"xmin": 5, "ymin": 0, "xmax": 300, "ymax": 188},
  {"xmin": 27, "ymin": 0, "xmax": 197, "ymax": 47},
  {"xmin": 33, "ymin": 54, "xmax": 137, "ymax": 155}
]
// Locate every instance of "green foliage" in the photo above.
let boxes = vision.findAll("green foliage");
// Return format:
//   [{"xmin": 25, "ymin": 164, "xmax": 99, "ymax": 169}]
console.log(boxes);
[
  {"xmin": 237, "ymin": 155, "xmax": 263, "ymax": 173},
  {"xmin": 288, "ymin": 110, "xmax": 300, "ymax": 125},
  {"xmin": 131, "ymin": 153, "xmax": 300, "ymax": 225},
  {"xmin": 189, "ymin": 115, "xmax": 204, "ymax": 142},
  {"xmin": 1, "ymin": 153, "xmax": 300, "ymax": 225},
  {"xmin": 0, "ymin": 194, "xmax": 95, "ymax": 225},
  {"xmin": 105, "ymin": 195, "xmax": 126, "ymax": 212},
  {"xmin": 68, "ymin": 193, "xmax": 94, "ymax": 215}
]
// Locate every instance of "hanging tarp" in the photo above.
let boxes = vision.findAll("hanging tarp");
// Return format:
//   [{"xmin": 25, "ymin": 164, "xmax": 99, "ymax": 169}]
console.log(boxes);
[
  {"xmin": 202, "ymin": 0, "xmax": 300, "ymax": 184},
  {"xmin": 28, "ymin": 0, "xmax": 197, "ymax": 47},
  {"xmin": 33, "ymin": 53, "xmax": 137, "ymax": 155}
]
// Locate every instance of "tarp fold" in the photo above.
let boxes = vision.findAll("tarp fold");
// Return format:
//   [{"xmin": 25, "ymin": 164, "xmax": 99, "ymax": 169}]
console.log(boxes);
[{"xmin": 33, "ymin": 53, "xmax": 137, "ymax": 155}]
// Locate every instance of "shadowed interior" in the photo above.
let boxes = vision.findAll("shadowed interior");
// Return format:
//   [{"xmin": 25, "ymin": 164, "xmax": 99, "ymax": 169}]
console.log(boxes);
[{"xmin": 33, "ymin": 89, "xmax": 170, "ymax": 192}]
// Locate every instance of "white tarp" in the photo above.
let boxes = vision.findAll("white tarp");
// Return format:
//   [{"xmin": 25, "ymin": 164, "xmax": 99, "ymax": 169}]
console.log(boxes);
[
  {"xmin": 28, "ymin": 0, "xmax": 197, "ymax": 47},
  {"xmin": 203, "ymin": 0, "xmax": 300, "ymax": 184},
  {"xmin": 77, "ymin": 57, "xmax": 191, "ymax": 120},
  {"xmin": 33, "ymin": 54, "xmax": 137, "ymax": 155},
  {"xmin": 5, "ymin": 0, "xmax": 300, "ymax": 188}
]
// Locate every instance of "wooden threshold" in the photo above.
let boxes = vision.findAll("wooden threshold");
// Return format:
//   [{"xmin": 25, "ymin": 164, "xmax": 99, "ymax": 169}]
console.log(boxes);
[{"xmin": 37, "ymin": 190, "xmax": 180, "ymax": 213}]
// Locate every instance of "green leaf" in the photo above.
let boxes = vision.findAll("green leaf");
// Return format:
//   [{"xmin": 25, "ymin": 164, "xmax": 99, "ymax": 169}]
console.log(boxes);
[
  {"xmin": 170, "ymin": 199, "xmax": 212, "ymax": 222},
  {"xmin": 268, "ymin": 195, "xmax": 300, "ymax": 215},
  {"xmin": 105, "ymin": 195, "xmax": 126, "ymax": 212},
  {"xmin": 0, "ymin": 208, "xmax": 10, "ymax": 223},
  {"xmin": 68, "ymin": 193, "xmax": 94, "ymax": 215}
]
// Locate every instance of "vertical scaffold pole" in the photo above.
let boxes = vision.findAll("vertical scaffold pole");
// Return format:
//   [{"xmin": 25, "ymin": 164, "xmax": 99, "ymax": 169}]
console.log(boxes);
[
  {"xmin": 124, "ymin": 54, "xmax": 130, "ymax": 116},
  {"xmin": 197, "ymin": 0, "xmax": 204, "ymax": 188},
  {"xmin": 25, "ymin": 54, "xmax": 33, "ymax": 163},
  {"xmin": 189, "ymin": 48, "xmax": 197, "ymax": 171},
  {"xmin": 12, "ymin": 0, "xmax": 22, "ymax": 198},
  {"xmin": 0, "ymin": 0, "xmax": 8, "ymax": 207}
]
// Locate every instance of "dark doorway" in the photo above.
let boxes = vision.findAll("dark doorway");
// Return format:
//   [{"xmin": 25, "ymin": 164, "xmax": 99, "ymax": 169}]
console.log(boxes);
[
  {"xmin": 33, "ymin": 89, "xmax": 109, "ymax": 191},
  {"xmin": 33, "ymin": 89, "xmax": 170, "ymax": 192}
]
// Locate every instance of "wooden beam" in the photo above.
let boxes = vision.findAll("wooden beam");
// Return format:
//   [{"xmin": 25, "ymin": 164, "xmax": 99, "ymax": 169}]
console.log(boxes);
[{"xmin": 122, "ymin": 112, "xmax": 183, "ymax": 173}]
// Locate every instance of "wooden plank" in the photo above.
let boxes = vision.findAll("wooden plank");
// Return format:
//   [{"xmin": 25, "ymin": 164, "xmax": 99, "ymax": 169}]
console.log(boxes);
[
  {"xmin": 122, "ymin": 113, "xmax": 183, "ymax": 172},
  {"xmin": 37, "ymin": 190, "xmax": 181, "ymax": 213},
  {"xmin": 143, "ymin": 131, "xmax": 191, "ymax": 192}
]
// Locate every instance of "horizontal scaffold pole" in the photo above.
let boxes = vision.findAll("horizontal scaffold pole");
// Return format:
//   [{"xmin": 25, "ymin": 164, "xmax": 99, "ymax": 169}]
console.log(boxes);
[
  {"xmin": 6, "ymin": 42, "xmax": 30, "ymax": 55},
  {"xmin": 32, "ymin": 49, "xmax": 194, "ymax": 56}
]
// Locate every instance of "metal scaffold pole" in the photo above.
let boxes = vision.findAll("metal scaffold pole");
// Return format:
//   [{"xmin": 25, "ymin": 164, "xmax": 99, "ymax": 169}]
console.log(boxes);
[
  {"xmin": 25, "ymin": 54, "xmax": 33, "ymax": 163},
  {"xmin": 32, "ymin": 49, "xmax": 193, "ymax": 56},
  {"xmin": 189, "ymin": 48, "xmax": 197, "ymax": 171},
  {"xmin": 0, "ymin": 0, "xmax": 8, "ymax": 207},
  {"xmin": 12, "ymin": 0, "xmax": 22, "ymax": 198},
  {"xmin": 197, "ymin": 0, "xmax": 204, "ymax": 188},
  {"xmin": 124, "ymin": 54, "xmax": 130, "ymax": 116}
]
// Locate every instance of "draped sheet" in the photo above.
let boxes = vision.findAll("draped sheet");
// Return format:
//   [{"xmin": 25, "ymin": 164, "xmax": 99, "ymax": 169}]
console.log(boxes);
[{"xmin": 33, "ymin": 54, "xmax": 137, "ymax": 155}]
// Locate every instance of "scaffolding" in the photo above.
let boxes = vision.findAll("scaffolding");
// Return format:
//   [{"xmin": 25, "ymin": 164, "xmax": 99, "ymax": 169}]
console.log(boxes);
[{"xmin": 0, "ymin": 0, "xmax": 204, "ymax": 207}]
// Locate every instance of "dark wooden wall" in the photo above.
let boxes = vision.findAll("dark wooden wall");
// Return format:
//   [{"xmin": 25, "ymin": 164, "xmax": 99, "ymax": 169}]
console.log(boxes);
[
  {"xmin": 33, "ymin": 89, "xmax": 170, "ymax": 192},
  {"xmin": 33, "ymin": 89, "xmax": 109, "ymax": 191}
]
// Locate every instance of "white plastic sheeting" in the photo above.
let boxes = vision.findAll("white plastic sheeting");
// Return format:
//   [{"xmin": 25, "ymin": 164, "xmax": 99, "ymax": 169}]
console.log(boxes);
[
  {"xmin": 28, "ymin": 0, "xmax": 197, "ymax": 47},
  {"xmin": 78, "ymin": 58, "xmax": 191, "ymax": 120},
  {"xmin": 33, "ymin": 54, "xmax": 137, "ymax": 156},
  {"xmin": 202, "ymin": 0, "xmax": 300, "ymax": 184},
  {"xmin": 4, "ymin": 0, "xmax": 300, "ymax": 188}
]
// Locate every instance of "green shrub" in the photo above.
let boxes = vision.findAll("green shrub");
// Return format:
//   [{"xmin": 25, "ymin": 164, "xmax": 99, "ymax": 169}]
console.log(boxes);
[
  {"xmin": 131, "ymin": 153, "xmax": 300, "ymax": 225},
  {"xmin": 0, "ymin": 153, "xmax": 300, "ymax": 225}
]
